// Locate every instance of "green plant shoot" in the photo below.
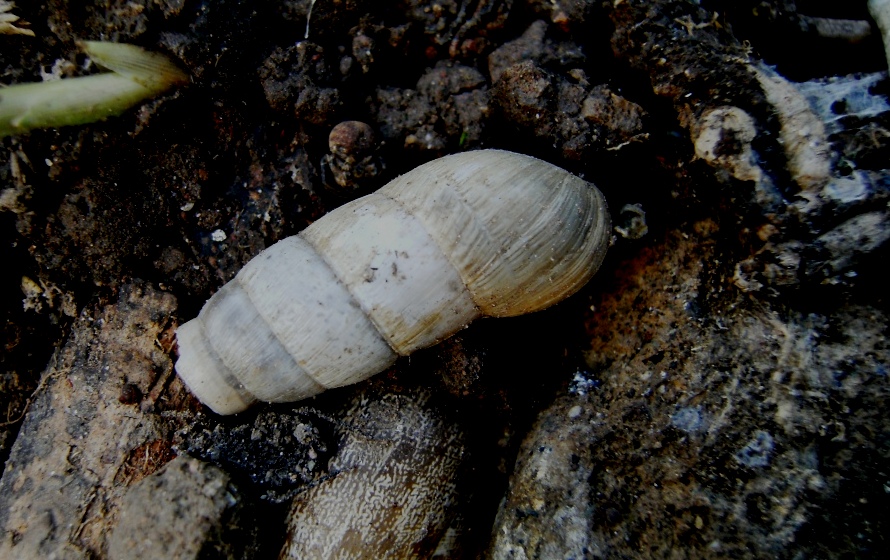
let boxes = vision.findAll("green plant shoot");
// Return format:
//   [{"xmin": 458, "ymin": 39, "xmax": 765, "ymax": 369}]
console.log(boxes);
[{"xmin": 0, "ymin": 41, "xmax": 188, "ymax": 137}]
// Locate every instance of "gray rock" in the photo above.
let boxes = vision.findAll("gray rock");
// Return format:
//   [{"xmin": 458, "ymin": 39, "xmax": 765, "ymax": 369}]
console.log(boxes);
[{"xmin": 108, "ymin": 455, "xmax": 243, "ymax": 560}]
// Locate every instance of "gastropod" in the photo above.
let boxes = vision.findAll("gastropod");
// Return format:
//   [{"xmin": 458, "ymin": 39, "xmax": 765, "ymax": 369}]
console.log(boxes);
[{"xmin": 175, "ymin": 149, "xmax": 611, "ymax": 414}]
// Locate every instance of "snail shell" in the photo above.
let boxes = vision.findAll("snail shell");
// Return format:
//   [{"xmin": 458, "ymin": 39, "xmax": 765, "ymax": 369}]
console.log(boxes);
[{"xmin": 175, "ymin": 149, "xmax": 610, "ymax": 414}]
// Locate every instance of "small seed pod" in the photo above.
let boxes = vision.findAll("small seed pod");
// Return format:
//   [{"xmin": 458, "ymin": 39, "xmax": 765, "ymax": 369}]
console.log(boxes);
[{"xmin": 175, "ymin": 150, "xmax": 610, "ymax": 414}]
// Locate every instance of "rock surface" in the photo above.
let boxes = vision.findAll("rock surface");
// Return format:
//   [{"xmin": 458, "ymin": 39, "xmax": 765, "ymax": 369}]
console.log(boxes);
[
  {"xmin": 0, "ymin": 283, "xmax": 186, "ymax": 558},
  {"xmin": 490, "ymin": 219, "xmax": 890, "ymax": 558},
  {"xmin": 108, "ymin": 454, "xmax": 251, "ymax": 560}
]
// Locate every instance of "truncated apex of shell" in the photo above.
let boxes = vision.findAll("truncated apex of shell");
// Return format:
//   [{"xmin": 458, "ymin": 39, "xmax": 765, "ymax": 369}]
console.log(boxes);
[{"xmin": 175, "ymin": 149, "xmax": 611, "ymax": 414}]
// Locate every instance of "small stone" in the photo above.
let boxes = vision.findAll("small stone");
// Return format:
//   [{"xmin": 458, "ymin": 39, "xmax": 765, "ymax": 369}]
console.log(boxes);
[
  {"xmin": 108, "ymin": 455, "xmax": 250, "ymax": 560},
  {"xmin": 118, "ymin": 383, "xmax": 142, "ymax": 405}
]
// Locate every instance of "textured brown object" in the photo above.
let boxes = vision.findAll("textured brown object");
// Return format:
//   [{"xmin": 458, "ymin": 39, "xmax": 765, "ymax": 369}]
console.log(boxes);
[{"xmin": 280, "ymin": 390, "xmax": 466, "ymax": 559}]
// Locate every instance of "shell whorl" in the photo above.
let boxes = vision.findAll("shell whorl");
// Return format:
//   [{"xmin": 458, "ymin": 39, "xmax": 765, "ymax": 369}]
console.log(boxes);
[{"xmin": 175, "ymin": 149, "xmax": 610, "ymax": 414}]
